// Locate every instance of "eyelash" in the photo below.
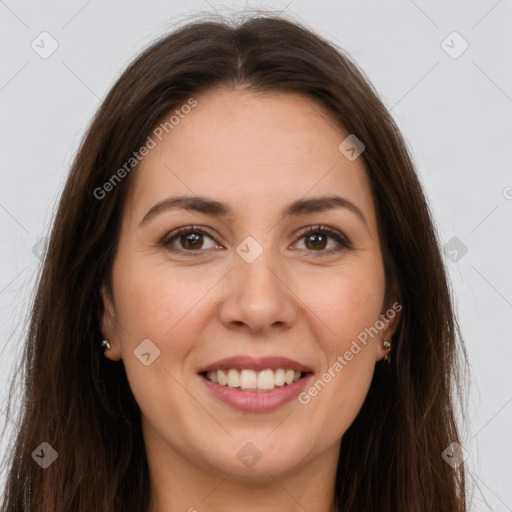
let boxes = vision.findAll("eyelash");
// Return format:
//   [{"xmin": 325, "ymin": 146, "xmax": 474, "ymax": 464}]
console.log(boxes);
[{"xmin": 161, "ymin": 224, "xmax": 352, "ymax": 257}]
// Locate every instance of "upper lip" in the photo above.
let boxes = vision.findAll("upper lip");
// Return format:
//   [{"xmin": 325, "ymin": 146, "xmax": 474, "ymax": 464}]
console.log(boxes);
[{"xmin": 197, "ymin": 355, "xmax": 314, "ymax": 374}]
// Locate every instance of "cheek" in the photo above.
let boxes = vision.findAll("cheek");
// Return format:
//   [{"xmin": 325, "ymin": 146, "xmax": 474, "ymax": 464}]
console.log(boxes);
[
  {"xmin": 305, "ymin": 261, "xmax": 385, "ymax": 352},
  {"xmin": 294, "ymin": 260, "xmax": 384, "ymax": 431},
  {"xmin": 112, "ymin": 254, "xmax": 211, "ymax": 347},
  {"xmin": 109, "ymin": 260, "xmax": 215, "ymax": 422},
  {"xmin": 110, "ymin": 262, "xmax": 206, "ymax": 430}
]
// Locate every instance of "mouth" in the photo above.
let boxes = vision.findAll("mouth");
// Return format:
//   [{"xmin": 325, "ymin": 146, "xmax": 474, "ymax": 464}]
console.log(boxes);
[
  {"xmin": 200, "ymin": 368, "xmax": 310, "ymax": 392},
  {"xmin": 197, "ymin": 355, "xmax": 314, "ymax": 412}
]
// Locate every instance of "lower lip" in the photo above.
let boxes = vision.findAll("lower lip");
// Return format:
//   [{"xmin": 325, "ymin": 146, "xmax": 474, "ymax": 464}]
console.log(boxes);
[{"xmin": 200, "ymin": 373, "xmax": 313, "ymax": 412}]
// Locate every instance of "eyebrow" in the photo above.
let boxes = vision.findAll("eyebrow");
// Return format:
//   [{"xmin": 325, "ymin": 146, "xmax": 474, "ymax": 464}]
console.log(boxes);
[{"xmin": 139, "ymin": 194, "xmax": 367, "ymax": 227}]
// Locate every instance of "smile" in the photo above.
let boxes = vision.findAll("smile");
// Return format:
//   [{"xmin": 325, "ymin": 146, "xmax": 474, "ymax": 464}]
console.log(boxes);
[
  {"xmin": 197, "ymin": 355, "xmax": 313, "ymax": 412},
  {"xmin": 203, "ymin": 368, "xmax": 304, "ymax": 391}
]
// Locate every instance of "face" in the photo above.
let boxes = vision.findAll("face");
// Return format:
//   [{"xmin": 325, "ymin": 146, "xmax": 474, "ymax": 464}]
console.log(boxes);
[{"xmin": 100, "ymin": 87, "xmax": 400, "ymax": 482}]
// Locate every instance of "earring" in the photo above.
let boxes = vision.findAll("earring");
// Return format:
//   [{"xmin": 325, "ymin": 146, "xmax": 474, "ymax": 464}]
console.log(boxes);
[
  {"xmin": 383, "ymin": 338, "xmax": 391, "ymax": 364},
  {"xmin": 101, "ymin": 339, "xmax": 111, "ymax": 351}
]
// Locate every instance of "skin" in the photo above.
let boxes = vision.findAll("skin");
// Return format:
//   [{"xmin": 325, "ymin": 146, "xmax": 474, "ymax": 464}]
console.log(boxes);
[{"xmin": 100, "ymin": 87, "xmax": 400, "ymax": 512}]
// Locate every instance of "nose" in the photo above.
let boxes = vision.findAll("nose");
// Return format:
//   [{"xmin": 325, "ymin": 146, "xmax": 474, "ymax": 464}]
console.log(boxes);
[{"xmin": 217, "ymin": 241, "xmax": 298, "ymax": 335}]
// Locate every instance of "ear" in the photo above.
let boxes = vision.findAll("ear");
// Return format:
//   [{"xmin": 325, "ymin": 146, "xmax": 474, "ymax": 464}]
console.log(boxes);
[
  {"xmin": 380, "ymin": 300, "xmax": 402, "ymax": 337},
  {"xmin": 376, "ymin": 282, "xmax": 402, "ymax": 361},
  {"xmin": 98, "ymin": 283, "xmax": 122, "ymax": 361}
]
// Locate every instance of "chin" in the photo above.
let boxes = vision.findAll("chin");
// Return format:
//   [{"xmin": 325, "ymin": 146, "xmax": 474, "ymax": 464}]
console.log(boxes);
[{"xmin": 198, "ymin": 432, "xmax": 309, "ymax": 479}]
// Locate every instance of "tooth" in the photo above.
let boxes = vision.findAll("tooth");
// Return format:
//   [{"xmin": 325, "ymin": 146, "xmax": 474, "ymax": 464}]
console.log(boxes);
[
  {"xmin": 227, "ymin": 369, "xmax": 240, "ymax": 388},
  {"xmin": 257, "ymin": 369, "xmax": 275, "ymax": 390},
  {"xmin": 217, "ymin": 369, "xmax": 227, "ymax": 386},
  {"xmin": 208, "ymin": 367, "xmax": 304, "ymax": 389},
  {"xmin": 240, "ymin": 369, "xmax": 257, "ymax": 390},
  {"xmin": 274, "ymin": 369, "xmax": 285, "ymax": 387}
]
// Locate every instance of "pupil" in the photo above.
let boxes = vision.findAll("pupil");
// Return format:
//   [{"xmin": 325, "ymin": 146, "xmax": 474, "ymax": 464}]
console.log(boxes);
[
  {"xmin": 307, "ymin": 233, "xmax": 326, "ymax": 250},
  {"xmin": 183, "ymin": 233, "xmax": 201, "ymax": 249}
]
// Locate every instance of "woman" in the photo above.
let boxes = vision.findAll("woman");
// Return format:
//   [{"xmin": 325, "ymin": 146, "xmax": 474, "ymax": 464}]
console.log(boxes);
[{"xmin": 1, "ymin": 13, "xmax": 469, "ymax": 512}]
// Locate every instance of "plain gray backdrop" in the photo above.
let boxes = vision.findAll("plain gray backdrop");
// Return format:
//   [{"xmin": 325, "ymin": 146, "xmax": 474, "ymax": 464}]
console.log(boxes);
[{"xmin": 1, "ymin": 0, "xmax": 511, "ymax": 509}]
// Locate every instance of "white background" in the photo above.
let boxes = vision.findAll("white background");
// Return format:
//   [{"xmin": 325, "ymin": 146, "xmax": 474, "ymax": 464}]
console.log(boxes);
[{"xmin": 1, "ymin": 0, "xmax": 511, "ymax": 509}]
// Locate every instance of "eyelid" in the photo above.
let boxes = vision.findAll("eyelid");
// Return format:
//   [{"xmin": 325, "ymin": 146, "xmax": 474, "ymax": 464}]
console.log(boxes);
[
  {"xmin": 161, "ymin": 224, "xmax": 352, "ymax": 255},
  {"xmin": 161, "ymin": 225, "xmax": 221, "ymax": 252},
  {"xmin": 293, "ymin": 224, "xmax": 352, "ymax": 252}
]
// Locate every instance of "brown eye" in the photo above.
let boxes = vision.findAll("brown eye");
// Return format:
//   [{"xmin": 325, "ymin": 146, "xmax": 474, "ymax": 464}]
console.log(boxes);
[
  {"xmin": 178, "ymin": 232, "xmax": 203, "ymax": 250},
  {"xmin": 161, "ymin": 224, "xmax": 351, "ymax": 257},
  {"xmin": 294, "ymin": 225, "xmax": 351, "ymax": 255},
  {"xmin": 304, "ymin": 232, "xmax": 328, "ymax": 251},
  {"xmin": 162, "ymin": 226, "xmax": 220, "ymax": 254}
]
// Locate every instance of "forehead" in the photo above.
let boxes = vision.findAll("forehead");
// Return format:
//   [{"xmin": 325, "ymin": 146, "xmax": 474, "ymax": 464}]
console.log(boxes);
[{"xmin": 124, "ymin": 88, "xmax": 376, "ymax": 227}]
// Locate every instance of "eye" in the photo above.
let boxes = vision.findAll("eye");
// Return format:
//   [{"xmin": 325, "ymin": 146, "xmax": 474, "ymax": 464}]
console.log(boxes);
[
  {"xmin": 292, "ymin": 225, "xmax": 351, "ymax": 255},
  {"xmin": 162, "ymin": 226, "xmax": 221, "ymax": 255},
  {"xmin": 161, "ymin": 224, "xmax": 352, "ymax": 257}
]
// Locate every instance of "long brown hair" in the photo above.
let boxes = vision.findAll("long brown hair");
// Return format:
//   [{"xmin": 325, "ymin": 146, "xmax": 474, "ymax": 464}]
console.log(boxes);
[{"xmin": 1, "ymin": 12, "xmax": 470, "ymax": 512}]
